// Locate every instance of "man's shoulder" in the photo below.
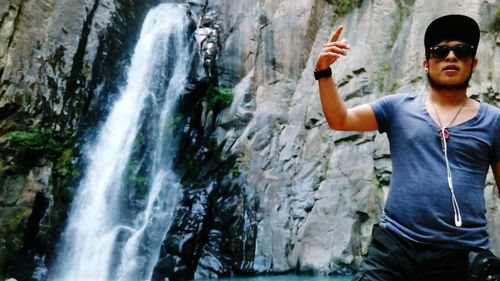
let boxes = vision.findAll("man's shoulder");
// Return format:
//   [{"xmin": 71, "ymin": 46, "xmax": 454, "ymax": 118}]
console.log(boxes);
[
  {"xmin": 480, "ymin": 102, "xmax": 500, "ymax": 121},
  {"xmin": 478, "ymin": 102, "xmax": 500, "ymax": 130},
  {"xmin": 375, "ymin": 92, "xmax": 423, "ymax": 104},
  {"xmin": 482, "ymin": 102, "xmax": 500, "ymax": 113}
]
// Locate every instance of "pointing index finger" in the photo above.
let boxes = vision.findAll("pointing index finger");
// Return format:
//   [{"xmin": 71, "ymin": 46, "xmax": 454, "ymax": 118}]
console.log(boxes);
[{"xmin": 330, "ymin": 25, "xmax": 343, "ymax": 42}]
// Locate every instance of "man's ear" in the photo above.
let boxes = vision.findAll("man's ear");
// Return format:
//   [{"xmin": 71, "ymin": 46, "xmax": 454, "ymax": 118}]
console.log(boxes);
[
  {"xmin": 422, "ymin": 59, "xmax": 429, "ymax": 73},
  {"xmin": 472, "ymin": 57, "xmax": 478, "ymax": 72}
]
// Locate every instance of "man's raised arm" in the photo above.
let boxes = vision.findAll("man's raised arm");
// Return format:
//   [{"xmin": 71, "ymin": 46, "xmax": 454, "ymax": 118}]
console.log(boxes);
[{"xmin": 315, "ymin": 26, "xmax": 378, "ymax": 132}]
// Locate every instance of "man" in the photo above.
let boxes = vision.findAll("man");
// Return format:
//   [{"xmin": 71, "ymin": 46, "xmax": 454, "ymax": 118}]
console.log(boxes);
[{"xmin": 314, "ymin": 14, "xmax": 500, "ymax": 281}]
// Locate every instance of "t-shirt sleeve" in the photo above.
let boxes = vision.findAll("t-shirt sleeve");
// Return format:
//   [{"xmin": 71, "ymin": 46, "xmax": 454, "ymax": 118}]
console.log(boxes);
[{"xmin": 369, "ymin": 95, "xmax": 399, "ymax": 134}]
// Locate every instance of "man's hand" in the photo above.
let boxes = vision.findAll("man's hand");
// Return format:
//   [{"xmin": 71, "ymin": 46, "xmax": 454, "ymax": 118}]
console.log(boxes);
[
  {"xmin": 315, "ymin": 25, "xmax": 350, "ymax": 71},
  {"xmin": 315, "ymin": 25, "xmax": 378, "ymax": 131}
]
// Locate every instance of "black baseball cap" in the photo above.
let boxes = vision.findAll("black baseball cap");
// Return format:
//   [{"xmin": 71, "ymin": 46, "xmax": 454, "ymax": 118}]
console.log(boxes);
[{"xmin": 424, "ymin": 14, "xmax": 480, "ymax": 57}]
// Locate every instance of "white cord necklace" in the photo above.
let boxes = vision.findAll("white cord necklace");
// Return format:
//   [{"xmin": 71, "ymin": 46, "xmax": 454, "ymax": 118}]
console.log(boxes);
[{"xmin": 429, "ymin": 97, "xmax": 467, "ymax": 227}]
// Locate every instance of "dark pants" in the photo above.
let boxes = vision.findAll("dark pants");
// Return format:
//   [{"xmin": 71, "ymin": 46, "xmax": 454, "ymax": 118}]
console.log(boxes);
[{"xmin": 353, "ymin": 225, "xmax": 469, "ymax": 281}]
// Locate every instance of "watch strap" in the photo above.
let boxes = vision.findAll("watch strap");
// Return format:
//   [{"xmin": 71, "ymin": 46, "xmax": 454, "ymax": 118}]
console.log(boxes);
[{"xmin": 314, "ymin": 67, "xmax": 332, "ymax": 80}]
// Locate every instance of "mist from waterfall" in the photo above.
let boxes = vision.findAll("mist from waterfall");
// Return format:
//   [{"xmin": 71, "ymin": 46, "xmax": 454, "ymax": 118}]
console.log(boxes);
[{"xmin": 47, "ymin": 4, "xmax": 195, "ymax": 281}]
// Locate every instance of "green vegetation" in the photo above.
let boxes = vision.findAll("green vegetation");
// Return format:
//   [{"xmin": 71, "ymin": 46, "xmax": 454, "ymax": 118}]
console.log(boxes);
[
  {"xmin": 134, "ymin": 175, "xmax": 146, "ymax": 187},
  {"xmin": 53, "ymin": 147, "xmax": 80, "ymax": 183},
  {"xmin": 230, "ymin": 166, "xmax": 241, "ymax": 177},
  {"xmin": 482, "ymin": 87, "xmax": 499, "ymax": 105},
  {"xmin": 206, "ymin": 85, "xmax": 234, "ymax": 110},
  {"xmin": 381, "ymin": 6, "xmax": 411, "ymax": 93},
  {"xmin": 389, "ymin": 81, "xmax": 400, "ymax": 92},
  {"xmin": 378, "ymin": 62, "xmax": 390, "ymax": 92},
  {"xmin": 0, "ymin": 208, "xmax": 31, "ymax": 277},
  {"xmin": 122, "ymin": 158, "xmax": 149, "ymax": 202},
  {"xmin": 493, "ymin": 5, "xmax": 500, "ymax": 32},
  {"xmin": 488, "ymin": 71, "xmax": 493, "ymax": 81},
  {"xmin": 0, "ymin": 209, "xmax": 29, "ymax": 251},
  {"xmin": 163, "ymin": 116, "xmax": 182, "ymax": 140},
  {"xmin": 335, "ymin": 0, "xmax": 354, "ymax": 15},
  {"xmin": 329, "ymin": 0, "xmax": 362, "ymax": 16},
  {"xmin": 230, "ymin": 149, "xmax": 252, "ymax": 177},
  {"xmin": 5, "ymin": 131, "xmax": 63, "ymax": 153},
  {"xmin": 2, "ymin": 130, "xmax": 73, "ymax": 176},
  {"xmin": 389, "ymin": 11, "xmax": 406, "ymax": 49},
  {"xmin": 241, "ymin": 149, "xmax": 251, "ymax": 170},
  {"xmin": 54, "ymin": 148, "xmax": 74, "ymax": 176}
]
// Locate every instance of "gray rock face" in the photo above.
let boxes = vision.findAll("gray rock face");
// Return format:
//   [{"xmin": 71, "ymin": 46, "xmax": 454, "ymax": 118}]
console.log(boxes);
[
  {"xmin": 213, "ymin": 0, "xmax": 500, "ymax": 275},
  {"xmin": 1, "ymin": 0, "xmax": 114, "ymax": 130},
  {"xmin": 1, "ymin": 0, "xmax": 499, "ymax": 278}
]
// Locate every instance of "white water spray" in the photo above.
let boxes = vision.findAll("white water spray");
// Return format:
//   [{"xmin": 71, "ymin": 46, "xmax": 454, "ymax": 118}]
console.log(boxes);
[{"xmin": 48, "ymin": 4, "xmax": 194, "ymax": 281}]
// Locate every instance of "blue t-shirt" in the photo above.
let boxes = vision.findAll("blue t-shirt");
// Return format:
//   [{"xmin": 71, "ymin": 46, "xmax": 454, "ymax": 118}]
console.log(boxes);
[{"xmin": 370, "ymin": 92, "xmax": 500, "ymax": 249}]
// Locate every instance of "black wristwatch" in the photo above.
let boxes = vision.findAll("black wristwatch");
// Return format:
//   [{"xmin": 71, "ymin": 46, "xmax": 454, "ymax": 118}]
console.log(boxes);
[{"xmin": 314, "ymin": 67, "xmax": 332, "ymax": 80}]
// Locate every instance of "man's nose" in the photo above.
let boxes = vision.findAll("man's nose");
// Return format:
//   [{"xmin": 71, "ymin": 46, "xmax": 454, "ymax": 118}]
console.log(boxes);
[{"xmin": 445, "ymin": 50, "xmax": 458, "ymax": 61}]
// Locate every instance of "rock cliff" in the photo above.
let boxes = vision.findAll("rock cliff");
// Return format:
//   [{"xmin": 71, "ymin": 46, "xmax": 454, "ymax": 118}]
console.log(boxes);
[
  {"xmin": 211, "ymin": 0, "xmax": 500, "ymax": 275},
  {"xmin": 0, "ymin": 0, "xmax": 499, "ymax": 279}
]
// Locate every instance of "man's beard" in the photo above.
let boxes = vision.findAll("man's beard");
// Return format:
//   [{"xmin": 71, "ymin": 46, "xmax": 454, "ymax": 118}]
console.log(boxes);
[{"xmin": 426, "ymin": 67, "xmax": 473, "ymax": 91}]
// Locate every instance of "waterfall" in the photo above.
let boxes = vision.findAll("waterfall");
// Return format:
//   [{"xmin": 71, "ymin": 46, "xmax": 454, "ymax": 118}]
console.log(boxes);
[{"xmin": 47, "ymin": 4, "xmax": 195, "ymax": 281}]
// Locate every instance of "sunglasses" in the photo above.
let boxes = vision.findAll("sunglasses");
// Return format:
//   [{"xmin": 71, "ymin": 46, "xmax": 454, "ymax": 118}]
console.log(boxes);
[{"xmin": 428, "ymin": 44, "xmax": 475, "ymax": 60}]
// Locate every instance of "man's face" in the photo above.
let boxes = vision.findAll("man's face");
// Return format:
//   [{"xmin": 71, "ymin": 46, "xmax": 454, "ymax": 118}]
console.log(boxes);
[{"xmin": 423, "ymin": 40, "xmax": 478, "ymax": 90}]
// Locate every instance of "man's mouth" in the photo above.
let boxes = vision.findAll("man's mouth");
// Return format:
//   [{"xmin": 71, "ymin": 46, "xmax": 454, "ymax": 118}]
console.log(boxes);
[{"xmin": 443, "ymin": 65, "xmax": 460, "ymax": 71}]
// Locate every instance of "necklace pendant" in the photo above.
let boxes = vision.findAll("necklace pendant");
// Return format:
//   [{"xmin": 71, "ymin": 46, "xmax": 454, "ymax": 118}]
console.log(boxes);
[{"xmin": 436, "ymin": 127, "xmax": 450, "ymax": 140}]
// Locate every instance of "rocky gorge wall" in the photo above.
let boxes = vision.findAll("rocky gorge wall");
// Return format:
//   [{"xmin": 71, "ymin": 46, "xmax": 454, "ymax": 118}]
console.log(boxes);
[
  {"xmin": 211, "ymin": 0, "xmax": 500, "ymax": 275},
  {"xmin": 1, "ymin": 0, "xmax": 500, "ymax": 279}
]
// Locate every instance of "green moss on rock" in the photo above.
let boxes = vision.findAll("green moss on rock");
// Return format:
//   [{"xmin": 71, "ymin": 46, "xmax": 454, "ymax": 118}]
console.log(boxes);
[
  {"xmin": 205, "ymin": 86, "xmax": 234, "ymax": 110},
  {"xmin": 482, "ymin": 87, "xmax": 499, "ymax": 105},
  {"xmin": 54, "ymin": 148, "xmax": 74, "ymax": 176},
  {"xmin": 4, "ymin": 131, "xmax": 63, "ymax": 154},
  {"xmin": 493, "ymin": 5, "xmax": 500, "ymax": 32},
  {"xmin": 329, "ymin": 0, "xmax": 362, "ymax": 16},
  {"xmin": 0, "ymin": 207, "xmax": 31, "ymax": 277}
]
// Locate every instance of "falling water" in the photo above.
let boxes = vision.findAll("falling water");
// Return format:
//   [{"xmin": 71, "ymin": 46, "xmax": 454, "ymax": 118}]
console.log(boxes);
[{"xmin": 47, "ymin": 4, "xmax": 194, "ymax": 281}]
